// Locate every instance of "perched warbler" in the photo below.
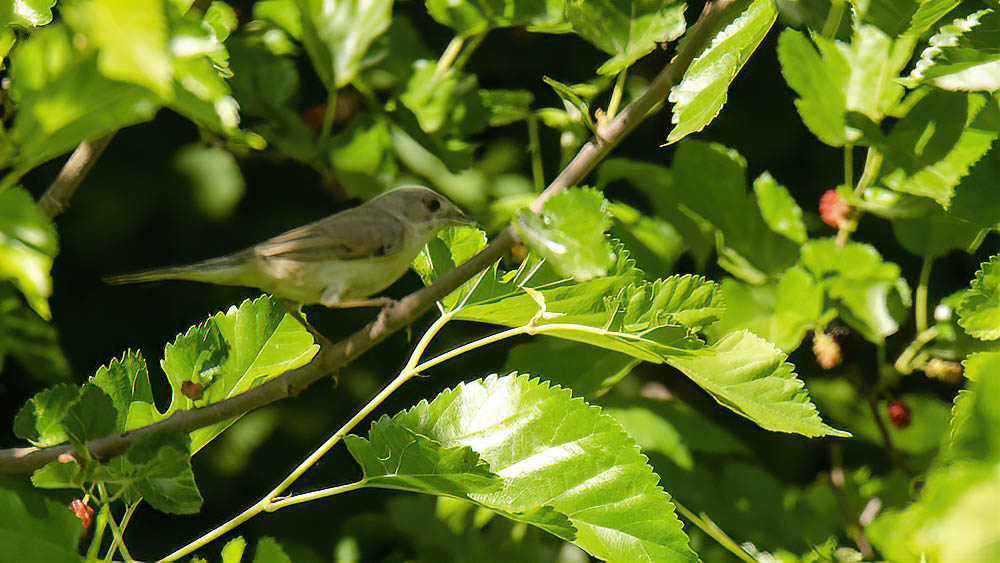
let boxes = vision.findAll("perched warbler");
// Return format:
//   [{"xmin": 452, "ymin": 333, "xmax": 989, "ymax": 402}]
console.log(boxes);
[{"xmin": 105, "ymin": 185, "xmax": 472, "ymax": 309}]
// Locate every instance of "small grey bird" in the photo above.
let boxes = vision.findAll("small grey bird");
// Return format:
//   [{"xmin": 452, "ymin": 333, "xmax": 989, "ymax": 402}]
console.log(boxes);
[{"xmin": 105, "ymin": 185, "xmax": 472, "ymax": 310}]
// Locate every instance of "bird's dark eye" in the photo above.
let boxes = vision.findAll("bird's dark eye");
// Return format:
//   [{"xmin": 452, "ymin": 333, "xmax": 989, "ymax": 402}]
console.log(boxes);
[{"xmin": 425, "ymin": 198, "xmax": 441, "ymax": 212}]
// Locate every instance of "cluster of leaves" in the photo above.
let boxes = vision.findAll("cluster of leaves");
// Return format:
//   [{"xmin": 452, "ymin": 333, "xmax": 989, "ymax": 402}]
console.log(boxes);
[{"xmin": 2, "ymin": 0, "xmax": 1000, "ymax": 562}]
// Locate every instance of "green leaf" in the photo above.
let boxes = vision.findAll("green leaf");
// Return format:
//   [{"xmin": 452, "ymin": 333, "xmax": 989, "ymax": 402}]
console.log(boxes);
[
  {"xmin": 0, "ymin": 283, "xmax": 70, "ymax": 384},
  {"xmin": 799, "ymin": 238, "xmax": 908, "ymax": 342},
  {"xmin": 412, "ymin": 224, "xmax": 488, "ymax": 311},
  {"xmin": 669, "ymin": 331, "xmax": 852, "ymax": 437},
  {"xmin": 0, "ymin": 486, "xmax": 83, "ymax": 563},
  {"xmin": 480, "ymin": 89, "xmax": 534, "ymax": 126},
  {"xmin": 386, "ymin": 373, "xmax": 699, "ymax": 562},
  {"xmin": 958, "ymin": 255, "xmax": 1000, "ymax": 340},
  {"xmin": 542, "ymin": 76, "xmax": 594, "ymax": 132},
  {"xmin": 0, "ymin": 187, "xmax": 58, "ymax": 319},
  {"xmin": 854, "ymin": 0, "xmax": 961, "ymax": 37},
  {"xmin": 5, "ymin": 0, "xmax": 56, "ymax": 29},
  {"xmin": 503, "ymin": 338, "xmax": 640, "ymax": 398},
  {"xmin": 221, "ymin": 536, "xmax": 247, "ymax": 563},
  {"xmin": 515, "ymin": 187, "xmax": 615, "ymax": 281},
  {"xmin": 7, "ymin": 24, "xmax": 158, "ymax": 170},
  {"xmin": 752, "ymin": 172, "xmax": 807, "ymax": 244},
  {"xmin": 89, "ymin": 350, "xmax": 156, "ymax": 432},
  {"xmin": 327, "ymin": 114, "xmax": 396, "ymax": 199},
  {"xmin": 160, "ymin": 295, "xmax": 319, "ymax": 452},
  {"xmin": 345, "ymin": 417, "xmax": 502, "ymax": 496},
  {"xmin": 174, "ymin": 145, "xmax": 246, "ymax": 221},
  {"xmin": 61, "ymin": 0, "xmax": 173, "ymax": 98},
  {"xmin": 565, "ymin": 0, "xmax": 687, "ymax": 76},
  {"xmin": 122, "ymin": 430, "xmax": 203, "ymax": 514},
  {"xmin": 907, "ymin": 9, "xmax": 1000, "ymax": 92},
  {"xmin": 706, "ymin": 266, "xmax": 829, "ymax": 352},
  {"xmin": 777, "ymin": 26, "xmax": 913, "ymax": 146},
  {"xmin": 665, "ymin": 0, "xmax": 776, "ymax": 144},
  {"xmin": 296, "ymin": 0, "xmax": 393, "ymax": 89},
  {"xmin": 879, "ymin": 91, "xmax": 1000, "ymax": 207},
  {"xmin": 204, "ymin": 1, "xmax": 239, "ymax": 42},
  {"xmin": 608, "ymin": 201, "xmax": 686, "ymax": 279},
  {"xmin": 252, "ymin": 537, "xmax": 293, "ymax": 563},
  {"xmin": 62, "ymin": 384, "xmax": 117, "ymax": 449},
  {"xmin": 13, "ymin": 384, "xmax": 80, "ymax": 447},
  {"xmin": 425, "ymin": 0, "xmax": 569, "ymax": 36},
  {"xmin": 670, "ymin": 140, "xmax": 799, "ymax": 280},
  {"xmin": 401, "ymin": 61, "xmax": 489, "ymax": 137}
]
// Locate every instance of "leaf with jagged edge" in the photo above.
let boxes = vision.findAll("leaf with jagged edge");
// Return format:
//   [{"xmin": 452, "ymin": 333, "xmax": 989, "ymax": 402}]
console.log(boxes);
[
  {"xmin": 296, "ymin": 0, "xmax": 392, "ymax": 89},
  {"xmin": 958, "ymin": 255, "xmax": 1000, "ymax": 340},
  {"xmin": 0, "ymin": 187, "xmax": 59, "ymax": 319},
  {"xmin": 413, "ymin": 224, "xmax": 489, "ymax": 312},
  {"xmin": 906, "ymin": 9, "xmax": 1000, "ymax": 92},
  {"xmin": 159, "ymin": 295, "xmax": 319, "ymax": 452},
  {"xmin": 665, "ymin": 0, "xmax": 776, "ymax": 144},
  {"xmin": 0, "ymin": 485, "xmax": 83, "ymax": 563},
  {"xmin": 425, "ymin": 0, "xmax": 569, "ymax": 36},
  {"xmin": 371, "ymin": 373, "xmax": 700, "ymax": 562}
]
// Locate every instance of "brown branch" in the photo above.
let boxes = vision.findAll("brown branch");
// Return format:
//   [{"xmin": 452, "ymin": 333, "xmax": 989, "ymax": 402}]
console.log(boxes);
[
  {"xmin": 37, "ymin": 134, "xmax": 116, "ymax": 219},
  {"xmin": 0, "ymin": 0, "xmax": 739, "ymax": 476}
]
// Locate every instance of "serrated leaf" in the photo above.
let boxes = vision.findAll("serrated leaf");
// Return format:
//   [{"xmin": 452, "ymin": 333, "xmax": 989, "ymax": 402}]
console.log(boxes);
[
  {"xmin": 515, "ymin": 188, "xmax": 615, "ymax": 281},
  {"xmin": 671, "ymin": 140, "xmax": 799, "ymax": 280},
  {"xmin": 61, "ymin": 0, "xmax": 173, "ymax": 98},
  {"xmin": 345, "ymin": 417, "xmax": 502, "ymax": 496},
  {"xmin": 958, "ymin": 255, "xmax": 1000, "ymax": 340},
  {"xmin": 879, "ymin": 90, "xmax": 1000, "ymax": 207},
  {"xmin": 62, "ymin": 384, "xmax": 117, "ymax": 449},
  {"xmin": 800, "ymin": 239, "xmax": 908, "ymax": 342},
  {"xmin": 252, "ymin": 537, "xmax": 293, "ymax": 563},
  {"xmin": 425, "ymin": 0, "xmax": 569, "ymax": 36},
  {"xmin": 0, "ymin": 486, "xmax": 83, "ymax": 563},
  {"xmin": 665, "ymin": 0, "xmax": 776, "ymax": 144},
  {"xmin": 160, "ymin": 295, "xmax": 319, "ymax": 452},
  {"xmin": 89, "ymin": 350, "xmax": 155, "ymax": 432},
  {"xmin": 386, "ymin": 373, "xmax": 699, "ymax": 562},
  {"xmin": 13, "ymin": 384, "xmax": 80, "ymax": 447},
  {"xmin": 123, "ymin": 430, "xmax": 203, "ymax": 514},
  {"xmin": 412, "ymin": 224, "xmax": 488, "ymax": 311},
  {"xmin": 296, "ymin": 0, "xmax": 392, "ymax": 89},
  {"xmin": 0, "ymin": 187, "xmax": 58, "ymax": 319},
  {"xmin": 753, "ymin": 172, "xmax": 807, "ymax": 244},
  {"xmin": 503, "ymin": 339, "xmax": 640, "ymax": 398},
  {"xmin": 707, "ymin": 266, "xmax": 829, "ymax": 352},
  {"xmin": 669, "ymin": 331, "xmax": 851, "ymax": 437},
  {"xmin": 221, "ymin": 537, "xmax": 247, "ymax": 563},
  {"xmin": 907, "ymin": 9, "xmax": 1000, "ymax": 92},
  {"xmin": 565, "ymin": 0, "xmax": 687, "ymax": 76},
  {"xmin": 777, "ymin": 26, "xmax": 913, "ymax": 146}
]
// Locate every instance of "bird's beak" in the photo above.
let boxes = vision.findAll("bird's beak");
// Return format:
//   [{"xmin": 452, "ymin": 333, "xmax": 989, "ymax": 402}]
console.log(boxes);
[{"xmin": 446, "ymin": 207, "xmax": 476, "ymax": 227}]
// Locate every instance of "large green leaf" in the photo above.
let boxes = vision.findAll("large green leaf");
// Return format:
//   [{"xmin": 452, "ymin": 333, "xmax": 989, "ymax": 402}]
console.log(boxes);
[
  {"xmin": 412, "ymin": 224, "xmax": 489, "ymax": 312},
  {"xmin": 503, "ymin": 338, "xmax": 639, "ymax": 398},
  {"xmin": 565, "ymin": 0, "xmax": 687, "ymax": 76},
  {"xmin": 296, "ymin": 0, "xmax": 393, "ymax": 89},
  {"xmin": 776, "ymin": 25, "xmax": 913, "ymax": 146},
  {"xmin": 13, "ymin": 384, "xmax": 81, "ymax": 447},
  {"xmin": 89, "ymin": 350, "xmax": 156, "ymax": 432},
  {"xmin": 879, "ymin": 91, "xmax": 1000, "ymax": 208},
  {"xmin": 345, "ymin": 417, "xmax": 502, "ymax": 496},
  {"xmin": 0, "ymin": 485, "xmax": 83, "ymax": 563},
  {"xmin": 514, "ymin": 187, "xmax": 615, "ymax": 281},
  {"xmin": 0, "ymin": 187, "xmax": 58, "ymax": 319},
  {"xmin": 160, "ymin": 295, "xmax": 319, "ymax": 452},
  {"xmin": 907, "ymin": 9, "xmax": 1000, "ymax": 92},
  {"xmin": 7, "ymin": 23, "xmax": 158, "ymax": 171},
  {"xmin": 670, "ymin": 140, "xmax": 799, "ymax": 281},
  {"xmin": 374, "ymin": 373, "xmax": 700, "ymax": 562},
  {"xmin": 665, "ymin": 0, "xmax": 776, "ymax": 144},
  {"xmin": 958, "ymin": 255, "xmax": 1000, "ymax": 340},
  {"xmin": 425, "ymin": 0, "xmax": 569, "ymax": 36}
]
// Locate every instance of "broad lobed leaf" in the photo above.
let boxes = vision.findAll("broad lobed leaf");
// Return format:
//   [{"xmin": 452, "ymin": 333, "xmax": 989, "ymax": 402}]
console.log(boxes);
[
  {"xmin": 906, "ymin": 9, "xmax": 1000, "ymax": 92},
  {"xmin": 958, "ymin": 254, "xmax": 1000, "ymax": 340}
]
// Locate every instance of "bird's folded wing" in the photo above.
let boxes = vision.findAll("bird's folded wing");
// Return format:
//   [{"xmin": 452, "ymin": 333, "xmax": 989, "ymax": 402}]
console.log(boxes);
[{"xmin": 255, "ymin": 206, "xmax": 406, "ymax": 262}]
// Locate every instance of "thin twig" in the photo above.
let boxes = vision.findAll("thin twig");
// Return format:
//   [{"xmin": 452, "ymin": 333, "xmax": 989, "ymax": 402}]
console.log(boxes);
[
  {"xmin": 0, "ymin": 0, "xmax": 740, "ymax": 477},
  {"xmin": 38, "ymin": 134, "xmax": 116, "ymax": 219}
]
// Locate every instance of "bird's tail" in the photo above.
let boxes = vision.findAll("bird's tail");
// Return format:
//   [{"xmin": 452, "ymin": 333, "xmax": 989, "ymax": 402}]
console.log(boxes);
[{"xmin": 103, "ymin": 253, "xmax": 250, "ymax": 286}]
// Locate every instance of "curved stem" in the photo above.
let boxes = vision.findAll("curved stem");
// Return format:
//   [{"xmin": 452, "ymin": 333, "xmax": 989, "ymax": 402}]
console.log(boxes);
[
  {"xmin": 836, "ymin": 147, "xmax": 883, "ymax": 245},
  {"xmin": 673, "ymin": 500, "xmax": 755, "ymax": 562},
  {"xmin": 265, "ymin": 481, "xmax": 365, "ymax": 512},
  {"xmin": 435, "ymin": 36, "xmax": 465, "ymax": 77},
  {"xmin": 320, "ymin": 89, "xmax": 339, "ymax": 141},
  {"xmin": 821, "ymin": 0, "xmax": 846, "ymax": 38},
  {"xmin": 915, "ymin": 256, "xmax": 933, "ymax": 333},
  {"xmin": 607, "ymin": 69, "xmax": 628, "ymax": 119},
  {"xmin": 452, "ymin": 31, "xmax": 487, "ymax": 73}
]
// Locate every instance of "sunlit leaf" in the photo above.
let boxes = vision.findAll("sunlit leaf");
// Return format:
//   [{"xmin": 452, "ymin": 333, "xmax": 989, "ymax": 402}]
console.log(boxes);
[
  {"xmin": 13, "ymin": 384, "xmax": 80, "ymax": 447},
  {"xmin": 958, "ymin": 254, "xmax": 1000, "ymax": 340},
  {"xmin": 753, "ymin": 172, "xmax": 807, "ymax": 244},
  {"xmin": 425, "ymin": 0, "xmax": 569, "ymax": 36},
  {"xmin": 296, "ymin": 0, "xmax": 393, "ymax": 89},
  {"xmin": 665, "ymin": 0, "xmax": 776, "ymax": 144},
  {"xmin": 503, "ymin": 338, "xmax": 639, "ymax": 398},
  {"xmin": 0, "ymin": 486, "xmax": 82, "ymax": 563},
  {"xmin": 907, "ymin": 9, "xmax": 1000, "ymax": 92},
  {"xmin": 0, "ymin": 187, "xmax": 58, "ymax": 319},
  {"xmin": 412, "ymin": 224, "xmax": 488, "ymax": 311},
  {"xmin": 565, "ymin": 0, "xmax": 687, "ymax": 76},
  {"xmin": 380, "ymin": 373, "xmax": 700, "ymax": 561}
]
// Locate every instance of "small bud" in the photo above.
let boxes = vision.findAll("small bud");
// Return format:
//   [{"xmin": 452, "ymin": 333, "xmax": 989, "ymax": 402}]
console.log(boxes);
[
  {"xmin": 934, "ymin": 304, "xmax": 952, "ymax": 322},
  {"xmin": 813, "ymin": 331, "xmax": 843, "ymax": 369},
  {"xmin": 924, "ymin": 359, "xmax": 963, "ymax": 383},
  {"xmin": 819, "ymin": 189, "xmax": 851, "ymax": 229},
  {"xmin": 70, "ymin": 499, "xmax": 95, "ymax": 531},
  {"xmin": 181, "ymin": 381, "xmax": 205, "ymax": 400},
  {"xmin": 887, "ymin": 399, "xmax": 911, "ymax": 429},
  {"xmin": 58, "ymin": 453, "xmax": 77, "ymax": 464}
]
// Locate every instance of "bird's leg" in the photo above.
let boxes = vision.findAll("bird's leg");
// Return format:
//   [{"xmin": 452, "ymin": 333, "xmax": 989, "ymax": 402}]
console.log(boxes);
[{"xmin": 280, "ymin": 299, "xmax": 331, "ymax": 347}]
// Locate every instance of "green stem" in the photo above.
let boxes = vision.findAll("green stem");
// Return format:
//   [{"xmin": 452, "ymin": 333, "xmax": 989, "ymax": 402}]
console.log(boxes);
[
  {"xmin": 673, "ymin": 500, "xmax": 755, "ymax": 562},
  {"xmin": 821, "ymin": 0, "xmax": 846, "ymax": 38},
  {"xmin": 836, "ymin": 148, "xmax": 883, "ymax": 246},
  {"xmin": 843, "ymin": 144, "xmax": 854, "ymax": 187},
  {"xmin": 320, "ymin": 89, "xmax": 339, "ymax": 141},
  {"xmin": 916, "ymin": 256, "xmax": 933, "ymax": 333},
  {"xmin": 87, "ymin": 504, "xmax": 109, "ymax": 561},
  {"xmin": 894, "ymin": 326, "xmax": 938, "ymax": 375},
  {"xmin": 528, "ymin": 115, "xmax": 544, "ymax": 192},
  {"xmin": 607, "ymin": 69, "xmax": 628, "ymax": 119},
  {"xmin": 265, "ymin": 481, "xmax": 366, "ymax": 512},
  {"xmin": 103, "ymin": 505, "xmax": 133, "ymax": 562},
  {"xmin": 159, "ymin": 312, "xmax": 456, "ymax": 562},
  {"xmin": 452, "ymin": 31, "xmax": 487, "ymax": 73},
  {"xmin": 435, "ymin": 36, "xmax": 465, "ymax": 77}
]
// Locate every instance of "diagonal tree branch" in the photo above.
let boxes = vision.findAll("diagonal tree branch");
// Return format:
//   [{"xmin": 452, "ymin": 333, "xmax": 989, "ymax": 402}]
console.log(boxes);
[
  {"xmin": 37, "ymin": 134, "xmax": 117, "ymax": 219},
  {"xmin": 0, "ymin": 0, "xmax": 737, "ymax": 476}
]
